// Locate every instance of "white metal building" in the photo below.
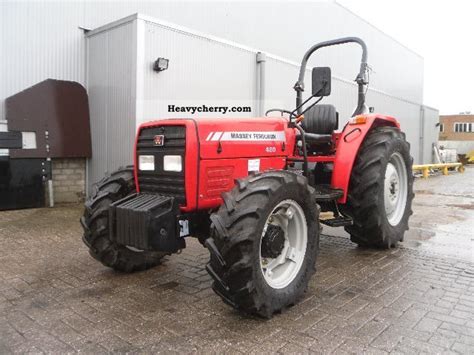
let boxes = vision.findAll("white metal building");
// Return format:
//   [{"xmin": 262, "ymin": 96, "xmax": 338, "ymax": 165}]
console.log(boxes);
[{"xmin": 0, "ymin": 1, "xmax": 439, "ymax": 191}]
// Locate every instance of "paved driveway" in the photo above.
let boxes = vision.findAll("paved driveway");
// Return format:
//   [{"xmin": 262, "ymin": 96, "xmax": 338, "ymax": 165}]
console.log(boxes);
[{"xmin": 0, "ymin": 168, "xmax": 473, "ymax": 353}]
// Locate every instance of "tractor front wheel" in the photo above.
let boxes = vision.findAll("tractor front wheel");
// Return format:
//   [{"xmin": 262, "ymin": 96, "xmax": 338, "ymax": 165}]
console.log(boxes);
[
  {"xmin": 206, "ymin": 171, "xmax": 320, "ymax": 318},
  {"xmin": 80, "ymin": 167, "xmax": 167, "ymax": 272},
  {"xmin": 342, "ymin": 126, "xmax": 414, "ymax": 248}
]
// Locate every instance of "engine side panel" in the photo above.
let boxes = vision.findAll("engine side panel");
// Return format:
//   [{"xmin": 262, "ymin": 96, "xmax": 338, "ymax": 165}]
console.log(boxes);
[
  {"xmin": 332, "ymin": 114, "xmax": 400, "ymax": 203},
  {"xmin": 193, "ymin": 117, "xmax": 295, "ymax": 209},
  {"xmin": 197, "ymin": 156, "xmax": 287, "ymax": 209}
]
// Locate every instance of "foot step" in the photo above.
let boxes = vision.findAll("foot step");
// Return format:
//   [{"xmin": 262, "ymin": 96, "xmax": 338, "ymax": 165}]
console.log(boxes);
[
  {"xmin": 313, "ymin": 185, "xmax": 344, "ymax": 201},
  {"xmin": 320, "ymin": 216, "xmax": 353, "ymax": 227}
]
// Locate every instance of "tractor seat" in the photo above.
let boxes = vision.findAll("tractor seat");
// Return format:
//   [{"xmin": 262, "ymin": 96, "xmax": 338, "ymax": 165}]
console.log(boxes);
[{"xmin": 301, "ymin": 104, "xmax": 338, "ymax": 135}]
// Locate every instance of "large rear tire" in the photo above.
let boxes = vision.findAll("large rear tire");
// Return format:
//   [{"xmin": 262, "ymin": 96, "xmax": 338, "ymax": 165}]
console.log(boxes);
[
  {"xmin": 342, "ymin": 126, "xmax": 414, "ymax": 248},
  {"xmin": 80, "ymin": 166, "xmax": 166, "ymax": 272},
  {"xmin": 206, "ymin": 171, "xmax": 319, "ymax": 318}
]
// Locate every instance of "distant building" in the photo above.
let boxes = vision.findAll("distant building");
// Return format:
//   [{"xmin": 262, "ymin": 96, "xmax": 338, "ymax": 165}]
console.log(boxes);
[{"xmin": 439, "ymin": 113, "xmax": 474, "ymax": 154}]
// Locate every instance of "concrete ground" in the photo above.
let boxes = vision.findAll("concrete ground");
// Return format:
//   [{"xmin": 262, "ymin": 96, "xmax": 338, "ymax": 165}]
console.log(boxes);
[{"xmin": 0, "ymin": 167, "xmax": 473, "ymax": 354}]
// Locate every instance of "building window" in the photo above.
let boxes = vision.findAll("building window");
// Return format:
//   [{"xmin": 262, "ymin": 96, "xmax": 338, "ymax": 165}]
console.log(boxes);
[
  {"xmin": 439, "ymin": 123, "xmax": 444, "ymax": 132},
  {"xmin": 454, "ymin": 122, "xmax": 474, "ymax": 133}
]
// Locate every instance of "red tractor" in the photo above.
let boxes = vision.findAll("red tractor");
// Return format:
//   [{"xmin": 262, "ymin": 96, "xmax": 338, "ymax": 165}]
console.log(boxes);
[{"xmin": 81, "ymin": 37, "xmax": 414, "ymax": 317}]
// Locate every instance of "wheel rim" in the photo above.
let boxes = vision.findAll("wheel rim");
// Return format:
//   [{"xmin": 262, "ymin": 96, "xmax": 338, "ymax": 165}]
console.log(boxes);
[
  {"xmin": 259, "ymin": 199, "xmax": 307, "ymax": 289},
  {"xmin": 384, "ymin": 152, "xmax": 408, "ymax": 226}
]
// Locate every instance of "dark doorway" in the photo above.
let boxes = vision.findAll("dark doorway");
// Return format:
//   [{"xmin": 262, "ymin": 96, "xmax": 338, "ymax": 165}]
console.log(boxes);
[{"xmin": 0, "ymin": 157, "xmax": 45, "ymax": 210}]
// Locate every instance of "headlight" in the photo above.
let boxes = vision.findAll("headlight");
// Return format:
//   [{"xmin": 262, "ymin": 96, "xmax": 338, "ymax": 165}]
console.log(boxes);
[
  {"xmin": 164, "ymin": 155, "xmax": 182, "ymax": 172},
  {"xmin": 139, "ymin": 155, "xmax": 155, "ymax": 171}
]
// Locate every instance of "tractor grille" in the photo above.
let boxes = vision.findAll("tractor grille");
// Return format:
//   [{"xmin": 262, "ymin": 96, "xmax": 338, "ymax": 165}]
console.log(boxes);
[{"xmin": 136, "ymin": 125, "xmax": 186, "ymax": 205}]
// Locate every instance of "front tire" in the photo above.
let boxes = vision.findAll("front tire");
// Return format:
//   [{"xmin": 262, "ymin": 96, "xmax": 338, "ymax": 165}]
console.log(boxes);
[
  {"xmin": 80, "ymin": 166, "xmax": 166, "ymax": 272},
  {"xmin": 342, "ymin": 126, "xmax": 414, "ymax": 248},
  {"xmin": 206, "ymin": 171, "xmax": 320, "ymax": 318}
]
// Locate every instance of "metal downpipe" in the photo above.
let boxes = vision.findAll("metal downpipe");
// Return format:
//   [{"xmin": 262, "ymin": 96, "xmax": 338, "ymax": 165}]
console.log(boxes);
[{"xmin": 256, "ymin": 52, "xmax": 267, "ymax": 116}]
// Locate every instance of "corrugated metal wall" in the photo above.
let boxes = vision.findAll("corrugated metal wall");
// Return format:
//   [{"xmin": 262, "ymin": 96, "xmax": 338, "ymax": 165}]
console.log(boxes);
[
  {"xmin": 1, "ymin": 1, "xmax": 424, "ymax": 120},
  {"xmin": 81, "ymin": 1, "xmax": 423, "ymax": 102},
  {"xmin": 139, "ymin": 19, "xmax": 258, "ymax": 125},
  {"xmin": 1, "ymin": 0, "xmax": 85, "ymax": 120},
  {"xmin": 86, "ymin": 20, "xmax": 138, "ymax": 186}
]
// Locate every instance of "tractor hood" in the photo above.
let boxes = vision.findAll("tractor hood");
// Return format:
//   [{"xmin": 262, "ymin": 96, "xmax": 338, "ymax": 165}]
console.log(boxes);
[
  {"xmin": 193, "ymin": 117, "xmax": 292, "ymax": 159},
  {"xmin": 137, "ymin": 116, "xmax": 294, "ymax": 160}
]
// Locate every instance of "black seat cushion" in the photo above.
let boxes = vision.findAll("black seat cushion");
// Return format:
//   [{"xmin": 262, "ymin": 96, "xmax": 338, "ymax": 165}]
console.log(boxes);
[{"xmin": 301, "ymin": 104, "xmax": 338, "ymax": 135}]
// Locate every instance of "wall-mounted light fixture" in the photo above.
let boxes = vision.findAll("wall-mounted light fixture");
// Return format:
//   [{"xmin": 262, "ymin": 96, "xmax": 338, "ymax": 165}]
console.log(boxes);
[{"xmin": 153, "ymin": 57, "xmax": 169, "ymax": 72}]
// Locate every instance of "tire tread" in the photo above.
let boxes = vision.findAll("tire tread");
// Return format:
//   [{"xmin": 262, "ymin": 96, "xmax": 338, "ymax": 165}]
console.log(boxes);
[
  {"xmin": 207, "ymin": 170, "xmax": 319, "ymax": 317},
  {"xmin": 343, "ymin": 127, "xmax": 414, "ymax": 248}
]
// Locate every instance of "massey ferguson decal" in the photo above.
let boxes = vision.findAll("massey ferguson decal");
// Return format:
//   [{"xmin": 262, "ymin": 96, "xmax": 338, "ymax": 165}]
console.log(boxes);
[{"xmin": 205, "ymin": 131, "xmax": 286, "ymax": 142}]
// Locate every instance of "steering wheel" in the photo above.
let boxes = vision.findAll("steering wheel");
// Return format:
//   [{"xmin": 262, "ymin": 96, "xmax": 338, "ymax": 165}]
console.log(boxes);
[
  {"xmin": 265, "ymin": 108, "xmax": 294, "ymax": 117},
  {"xmin": 265, "ymin": 108, "xmax": 305, "ymax": 124}
]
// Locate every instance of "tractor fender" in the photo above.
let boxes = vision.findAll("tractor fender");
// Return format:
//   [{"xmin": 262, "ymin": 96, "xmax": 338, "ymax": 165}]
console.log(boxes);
[{"xmin": 331, "ymin": 114, "xmax": 400, "ymax": 203}]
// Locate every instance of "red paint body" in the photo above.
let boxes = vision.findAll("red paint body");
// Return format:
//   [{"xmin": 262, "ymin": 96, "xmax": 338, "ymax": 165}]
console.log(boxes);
[{"xmin": 134, "ymin": 114, "xmax": 399, "ymax": 211}]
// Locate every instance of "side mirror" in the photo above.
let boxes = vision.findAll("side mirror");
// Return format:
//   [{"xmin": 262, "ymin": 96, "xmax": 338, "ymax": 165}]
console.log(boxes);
[{"xmin": 312, "ymin": 67, "xmax": 331, "ymax": 97}]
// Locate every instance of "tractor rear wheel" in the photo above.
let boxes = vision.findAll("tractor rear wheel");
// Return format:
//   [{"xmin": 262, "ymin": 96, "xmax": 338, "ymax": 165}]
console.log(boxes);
[
  {"xmin": 342, "ymin": 126, "xmax": 414, "ymax": 248},
  {"xmin": 206, "ymin": 171, "xmax": 320, "ymax": 318},
  {"xmin": 80, "ymin": 166, "xmax": 167, "ymax": 272}
]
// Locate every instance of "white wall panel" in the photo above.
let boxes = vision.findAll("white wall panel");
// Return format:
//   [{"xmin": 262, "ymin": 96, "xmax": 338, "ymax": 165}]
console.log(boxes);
[
  {"xmin": 421, "ymin": 106, "xmax": 441, "ymax": 163},
  {"xmin": 81, "ymin": 1, "xmax": 424, "ymax": 103},
  {"xmin": 86, "ymin": 20, "xmax": 137, "ymax": 189},
  {"xmin": 87, "ymin": 30, "xmax": 109, "ymax": 190},
  {"xmin": 138, "ymin": 20, "xmax": 258, "ymax": 126}
]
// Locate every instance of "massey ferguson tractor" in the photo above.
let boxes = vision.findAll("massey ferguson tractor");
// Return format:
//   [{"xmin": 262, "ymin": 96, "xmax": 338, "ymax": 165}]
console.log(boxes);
[{"xmin": 81, "ymin": 37, "xmax": 414, "ymax": 318}]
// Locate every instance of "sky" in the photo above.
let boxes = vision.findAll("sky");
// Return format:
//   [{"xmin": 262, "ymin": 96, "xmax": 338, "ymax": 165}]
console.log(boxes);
[{"xmin": 336, "ymin": 0, "xmax": 474, "ymax": 114}]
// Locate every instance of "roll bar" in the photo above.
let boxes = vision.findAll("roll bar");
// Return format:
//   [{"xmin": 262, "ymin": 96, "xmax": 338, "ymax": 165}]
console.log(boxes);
[{"xmin": 294, "ymin": 37, "xmax": 369, "ymax": 117}]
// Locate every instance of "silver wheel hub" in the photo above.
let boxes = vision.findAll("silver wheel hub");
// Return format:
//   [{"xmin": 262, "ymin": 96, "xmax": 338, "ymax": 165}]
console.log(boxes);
[
  {"xmin": 259, "ymin": 199, "xmax": 307, "ymax": 289},
  {"xmin": 384, "ymin": 152, "xmax": 408, "ymax": 226}
]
